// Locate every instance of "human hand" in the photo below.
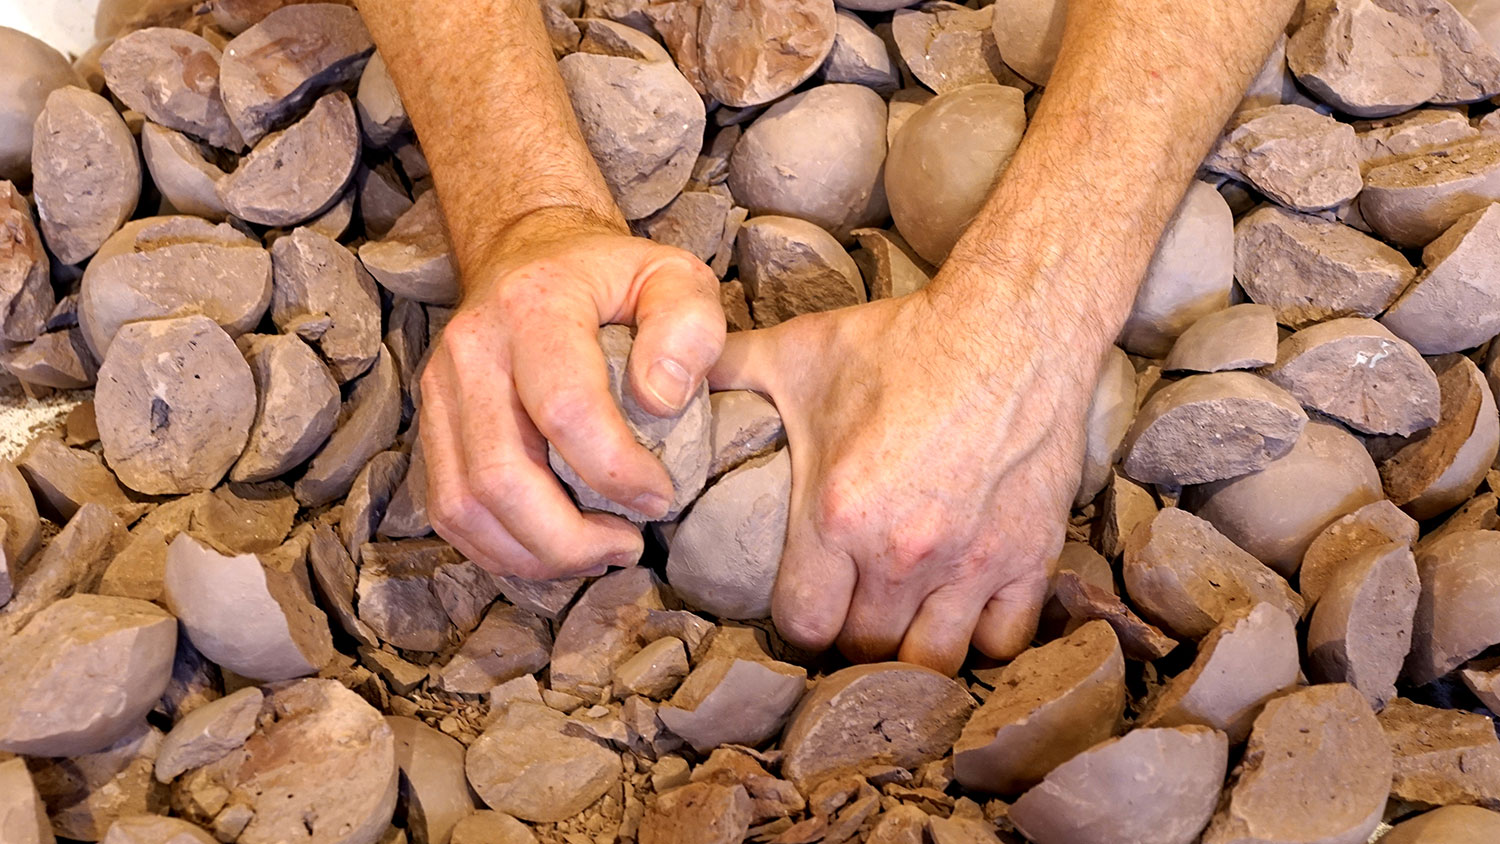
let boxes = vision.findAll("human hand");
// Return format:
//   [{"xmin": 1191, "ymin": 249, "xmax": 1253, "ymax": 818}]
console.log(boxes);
[
  {"xmin": 420, "ymin": 208, "xmax": 725, "ymax": 579},
  {"xmin": 710, "ymin": 274, "xmax": 1105, "ymax": 675}
]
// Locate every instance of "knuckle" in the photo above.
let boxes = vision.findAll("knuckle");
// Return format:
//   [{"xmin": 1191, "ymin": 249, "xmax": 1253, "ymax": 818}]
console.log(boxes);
[
  {"xmin": 814, "ymin": 478, "xmax": 866, "ymax": 540},
  {"xmin": 468, "ymin": 469, "xmax": 519, "ymax": 514},
  {"xmin": 533, "ymin": 387, "xmax": 595, "ymax": 436},
  {"xmin": 429, "ymin": 491, "xmax": 479, "ymax": 535},
  {"xmin": 775, "ymin": 612, "xmax": 838, "ymax": 651}
]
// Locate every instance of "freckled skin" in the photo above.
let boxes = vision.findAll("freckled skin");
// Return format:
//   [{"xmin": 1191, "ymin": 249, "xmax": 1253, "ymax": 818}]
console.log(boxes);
[{"xmin": 355, "ymin": 0, "xmax": 1300, "ymax": 673}]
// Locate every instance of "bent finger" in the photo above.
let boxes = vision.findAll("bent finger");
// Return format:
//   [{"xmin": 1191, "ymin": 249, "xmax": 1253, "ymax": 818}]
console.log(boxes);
[
  {"xmin": 624, "ymin": 254, "xmax": 726, "ymax": 417},
  {"xmin": 898, "ymin": 584, "xmax": 990, "ymax": 677},
  {"xmin": 971, "ymin": 572, "xmax": 1049, "ymax": 660},
  {"xmin": 772, "ymin": 523, "xmax": 857, "ymax": 652},
  {"xmin": 836, "ymin": 574, "xmax": 927, "ymax": 664}
]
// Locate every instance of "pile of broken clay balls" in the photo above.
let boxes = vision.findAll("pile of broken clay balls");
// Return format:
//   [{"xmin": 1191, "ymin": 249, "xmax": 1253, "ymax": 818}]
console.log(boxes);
[{"xmin": 5, "ymin": 0, "xmax": 1500, "ymax": 842}]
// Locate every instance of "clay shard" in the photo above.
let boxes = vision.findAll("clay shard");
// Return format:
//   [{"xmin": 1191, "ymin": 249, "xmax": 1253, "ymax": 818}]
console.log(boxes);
[
  {"xmin": 164, "ymin": 532, "xmax": 335, "ymax": 681},
  {"xmin": 190, "ymin": 480, "xmax": 297, "ymax": 555},
  {"xmin": 822, "ymin": 10, "xmax": 899, "ymax": 92},
  {"xmin": 1375, "ymin": 353, "xmax": 1499, "ymax": 519},
  {"xmin": 1355, "ymin": 108, "xmax": 1478, "ymax": 173},
  {"xmin": 1378, "ymin": 807, "xmax": 1500, "ymax": 844},
  {"xmin": 1267, "ymin": 317, "xmax": 1440, "ymax": 436},
  {"xmin": 141, "ymin": 123, "xmax": 229, "ymax": 220},
  {"xmin": 101, "ymin": 27, "xmax": 241, "ymax": 149},
  {"xmin": 1201, "ymin": 684, "xmax": 1391, "ymax": 844},
  {"xmin": 1122, "ymin": 507, "xmax": 1304, "ymax": 639},
  {"xmin": 1374, "ymin": 0, "xmax": 1500, "ymax": 104},
  {"xmin": 380, "ymin": 439, "xmax": 432, "ymax": 538},
  {"xmin": 0, "ymin": 757, "xmax": 53, "ymax": 844},
  {"xmin": 101, "ymin": 816, "xmax": 216, "ymax": 844},
  {"xmin": 270, "ymin": 225, "xmax": 382, "ymax": 382},
  {"xmin": 15, "ymin": 434, "xmax": 144, "ymax": 524},
  {"xmin": 341, "ymin": 450, "xmax": 408, "ymax": 562},
  {"xmin": 357, "ymin": 191, "xmax": 459, "ymax": 305},
  {"xmin": 1379, "ymin": 697, "xmax": 1500, "ymax": 809},
  {"xmin": 706, "ymin": 390, "xmax": 785, "ymax": 479},
  {"xmin": 1286, "ymin": 0, "xmax": 1442, "ymax": 117},
  {"xmin": 95, "ymin": 315, "xmax": 256, "ymax": 495},
  {"xmin": 309, "ymin": 526, "xmax": 378, "ymax": 644},
  {"xmin": 1382, "ymin": 203, "xmax": 1500, "ymax": 354},
  {"xmin": 637, "ymin": 190, "xmax": 733, "ymax": 263},
  {"xmin": 658, "ymin": 656, "xmax": 807, "ymax": 753},
  {"xmin": 231, "ymin": 332, "xmax": 341, "ymax": 482},
  {"xmin": 736, "ymin": 216, "xmax": 865, "ymax": 328},
  {"xmin": 1009, "ymin": 726, "xmax": 1227, "ymax": 844},
  {"xmin": 1052, "ymin": 570, "xmax": 1179, "ymax": 660},
  {"xmin": 386, "ymin": 716, "xmax": 477, "ymax": 844},
  {"xmin": 0, "ymin": 593, "xmax": 175, "ymax": 757},
  {"xmin": 1075, "ymin": 346, "xmax": 1136, "ymax": 505},
  {"xmin": 0, "ymin": 26, "xmax": 80, "ymax": 182},
  {"xmin": 989, "ymin": 0, "xmax": 1066, "ymax": 85},
  {"xmin": 1121, "ymin": 371, "xmax": 1307, "ymax": 487},
  {"xmin": 1300, "ymin": 498, "xmax": 1419, "ymax": 608},
  {"xmin": 5, "ymin": 329, "xmax": 96, "ymax": 389},
  {"xmin": 1362, "ymin": 137, "xmax": 1500, "ymax": 247},
  {"xmin": 356, "ymin": 52, "xmax": 409, "ymax": 147},
  {"xmin": 31, "ymin": 86, "xmax": 141, "ymax": 265},
  {"xmin": 953, "ymin": 621, "xmax": 1124, "ymax": 795},
  {"xmin": 613, "ymin": 636, "xmax": 690, "ymax": 699},
  {"xmin": 155, "ymin": 687, "xmax": 263, "ymax": 783},
  {"xmin": 1234, "ymin": 203, "xmax": 1416, "ymax": 329},
  {"xmin": 356, "ymin": 539, "xmax": 460, "ymax": 653},
  {"xmin": 78, "ymin": 216, "xmax": 272, "ymax": 360},
  {"xmin": 28, "ymin": 724, "xmax": 165, "ymax": 841},
  {"xmin": 548, "ymin": 326, "xmax": 711, "ymax": 522},
  {"xmin": 1405, "ymin": 529, "xmax": 1500, "ymax": 685},
  {"xmin": 0, "ymin": 458, "xmax": 38, "ymax": 592},
  {"xmin": 176, "ymin": 679, "xmax": 398, "ymax": 844},
  {"xmin": 1205, "ymin": 105, "xmax": 1362, "ymax": 212},
  {"xmin": 433, "ymin": 604, "xmax": 552, "ymax": 694},
  {"xmin": 0, "ymin": 182, "xmax": 55, "ymax": 343},
  {"xmin": 218, "ymin": 3, "xmax": 374, "ymax": 145},
  {"xmin": 656, "ymin": 0, "xmax": 837, "ymax": 108},
  {"xmin": 1163, "ymin": 304, "xmax": 1278, "ymax": 374},
  {"xmin": 1307, "ymin": 542, "xmax": 1420, "ymax": 709},
  {"xmin": 850, "ymin": 228, "xmax": 931, "ymax": 301},
  {"xmin": 465, "ymin": 701, "xmax": 622, "ymax": 824},
  {"xmin": 667, "ymin": 449, "xmax": 788, "ymax": 620},
  {"xmin": 1461, "ymin": 656, "xmax": 1500, "ymax": 711},
  {"xmin": 296, "ymin": 345, "xmax": 402, "ymax": 507},
  {"xmin": 219, "ymin": 91, "xmax": 361, "ymax": 227}
]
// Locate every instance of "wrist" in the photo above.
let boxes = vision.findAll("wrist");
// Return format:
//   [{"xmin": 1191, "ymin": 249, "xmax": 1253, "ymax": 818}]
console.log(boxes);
[{"xmin": 461, "ymin": 203, "xmax": 629, "ymax": 277}]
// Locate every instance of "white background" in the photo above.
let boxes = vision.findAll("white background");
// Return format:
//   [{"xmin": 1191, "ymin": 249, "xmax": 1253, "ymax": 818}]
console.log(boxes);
[{"xmin": 2, "ymin": 0, "xmax": 103, "ymax": 56}]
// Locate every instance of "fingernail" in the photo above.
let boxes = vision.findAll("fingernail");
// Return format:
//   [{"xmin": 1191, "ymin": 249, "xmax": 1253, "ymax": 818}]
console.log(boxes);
[
  {"xmin": 645, "ymin": 358, "xmax": 692, "ymax": 412},
  {"xmin": 633, "ymin": 492, "xmax": 671, "ymax": 519}
]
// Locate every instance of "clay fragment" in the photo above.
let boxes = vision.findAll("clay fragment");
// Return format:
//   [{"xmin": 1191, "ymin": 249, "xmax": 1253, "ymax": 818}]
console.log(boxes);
[
  {"xmin": 1009, "ymin": 726, "xmax": 1227, "ymax": 844},
  {"xmin": 96, "ymin": 315, "xmax": 255, "ymax": 495},
  {"xmin": 495, "ymin": 573, "xmax": 586, "ymax": 621},
  {"xmin": 102, "ymin": 28, "xmax": 240, "ymax": 149},
  {"xmin": 613, "ymin": 636, "xmax": 690, "ymax": 699},
  {"xmin": 736, "ymin": 216, "xmax": 865, "ymax": 328},
  {"xmin": 155, "ymin": 687, "xmax": 263, "ymax": 783},
  {"xmin": 28, "ymin": 724, "xmax": 166, "ymax": 842},
  {"xmin": 1286, "ymin": 0, "xmax": 1442, "ymax": 117},
  {"xmin": 0, "ymin": 27, "xmax": 81, "ymax": 182},
  {"xmin": 728, "ymin": 84, "xmax": 886, "ymax": 239},
  {"xmin": 219, "ymin": 3, "xmax": 373, "ymax": 145},
  {"xmin": 356, "ymin": 538, "xmax": 460, "ymax": 653},
  {"xmin": 1382, "ymin": 203, "xmax": 1500, "ymax": 354},
  {"xmin": 989, "ymin": 0, "xmax": 1066, "ymax": 85},
  {"xmin": 1355, "ymin": 108, "xmax": 1477, "ymax": 172},
  {"xmin": 342, "ymin": 450, "xmax": 408, "ymax": 562},
  {"xmin": 1122, "ymin": 371, "xmax": 1307, "ymax": 487},
  {"xmin": 1234, "ymin": 204, "xmax": 1416, "ymax": 328},
  {"xmin": 102, "ymin": 816, "xmax": 216, "ymax": 844},
  {"xmin": 357, "ymin": 191, "xmax": 459, "ymax": 305},
  {"xmin": 31, "ymin": 86, "xmax": 141, "ymax": 265},
  {"xmin": 0, "ymin": 594, "xmax": 175, "ymax": 757},
  {"xmin": 142, "ymin": 123, "xmax": 229, "ymax": 219},
  {"xmin": 0, "ymin": 503, "xmax": 128, "ymax": 638},
  {"xmin": 1267, "ymin": 318, "xmax": 1439, "ymax": 436},
  {"xmin": 176, "ymin": 679, "xmax": 398, "ymax": 844},
  {"xmin": 0, "ymin": 182, "xmax": 54, "ymax": 343},
  {"xmin": 6, "ymin": 329, "xmax": 96, "ymax": 389},
  {"xmin": 1300, "ymin": 499, "xmax": 1419, "ymax": 607},
  {"xmin": 637, "ymin": 190, "xmax": 733, "ymax": 262},
  {"xmin": 1094, "ymin": 471, "xmax": 1157, "ymax": 559},
  {"xmin": 655, "ymin": 0, "xmax": 836, "ymax": 108},
  {"xmin": 720, "ymin": 278, "xmax": 753, "ymax": 328},
  {"xmin": 16, "ymin": 435, "xmax": 143, "ymax": 523},
  {"xmin": 1052, "ymin": 570, "xmax": 1178, "ymax": 660},
  {"xmin": 1379, "ymin": 697, "xmax": 1500, "ymax": 809},
  {"xmin": 1379, "ymin": 806, "xmax": 1500, "ymax": 844},
  {"xmin": 1375, "ymin": 353, "xmax": 1499, "ymax": 519},
  {"xmin": 466, "ymin": 701, "xmax": 622, "ymax": 824},
  {"xmin": 1461, "ymin": 656, "xmax": 1500, "ymax": 710},
  {"xmin": 96, "ymin": 494, "xmax": 204, "ymax": 603},
  {"xmin": 667, "ymin": 449, "xmax": 788, "ymax": 620},
  {"xmin": 658, "ymin": 656, "xmax": 807, "ymax": 752},
  {"xmin": 232, "ymin": 333, "xmax": 341, "ymax": 482},
  {"xmin": 0, "ymin": 757, "xmax": 53, "ymax": 844},
  {"xmin": 548, "ymin": 326, "xmax": 711, "ymax": 522},
  {"xmin": 1362, "ymin": 137, "xmax": 1500, "ymax": 246},
  {"xmin": 219, "ymin": 91, "xmax": 360, "ymax": 227},
  {"xmin": 1163, "ymin": 304, "xmax": 1278, "ymax": 374},
  {"xmin": 165, "ymin": 532, "xmax": 334, "ymax": 681},
  {"xmin": 357, "ymin": 52, "xmax": 409, "ymax": 147},
  {"xmin": 450, "ymin": 812, "xmax": 536, "ymax": 844},
  {"xmin": 357, "ymin": 162, "xmax": 412, "ymax": 239},
  {"xmin": 953, "ymin": 622, "xmax": 1124, "ymax": 794},
  {"xmin": 1123, "ymin": 508, "xmax": 1304, "ymax": 639},
  {"xmin": 386, "ymin": 716, "xmax": 477, "ymax": 844},
  {"xmin": 1201, "ymin": 684, "xmax": 1391, "ymax": 844},
  {"xmin": 1374, "ymin": 0, "xmax": 1500, "ymax": 103},
  {"xmin": 885, "ymin": 84, "xmax": 1026, "ymax": 265},
  {"xmin": 891, "ymin": 3, "xmax": 1017, "ymax": 95},
  {"xmin": 78, "ymin": 216, "xmax": 272, "ymax": 359},
  {"xmin": 296, "ymin": 346, "xmax": 402, "ymax": 506},
  {"xmin": 1405, "ymin": 529, "xmax": 1500, "ymax": 685},
  {"xmin": 850, "ymin": 228, "xmax": 931, "ymax": 301},
  {"xmin": 188, "ymin": 481, "xmax": 297, "ymax": 556},
  {"xmin": 638, "ymin": 782, "xmax": 754, "ymax": 844},
  {"xmin": 1204, "ymin": 105, "xmax": 1362, "ymax": 213},
  {"xmin": 270, "ymin": 226, "xmax": 381, "ymax": 382},
  {"xmin": 822, "ymin": 11, "xmax": 899, "ymax": 92},
  {"xmin": 706, "ymin": 390, "xmax": 785, "ymax": 479},
  {"xmin": 1307, "ymin": 543, "xmax": 1420, "ymax": 708},
  {"xmin": 434, "ymin": 604, "xmax": 552, "ymax": 694}
]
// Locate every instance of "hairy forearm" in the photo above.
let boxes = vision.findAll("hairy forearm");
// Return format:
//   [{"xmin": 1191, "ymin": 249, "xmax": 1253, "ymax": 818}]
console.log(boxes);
[
  {"xmin": 938, "ymin": 0, "xmax": 1297, "ymax": 361},
  {"xmin": 356, "ymin": 0, "xmax": 626, "ymax": 279}
]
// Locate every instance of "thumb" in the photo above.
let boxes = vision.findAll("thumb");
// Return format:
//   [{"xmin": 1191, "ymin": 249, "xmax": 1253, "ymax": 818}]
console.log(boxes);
[{"xmin": 625, "ymin": 252, "xmax": 726, "ymax": 417}]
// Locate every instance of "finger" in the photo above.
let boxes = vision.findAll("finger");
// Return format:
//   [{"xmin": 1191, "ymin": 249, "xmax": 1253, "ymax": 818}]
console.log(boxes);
[
  {"xmin": 772, "ymin": 523, "xmax": 857, "ymax": 652},
  {"xmin": 454, "ymin": 355, "xmax": 645, "ymax": 574},
  {"xmin": 836, "ymin": 575, "xmax": 928, "ymax": 664},
  {"xmin": 624, "ymin": 255, "xmax": 726, "ymax": 417},
  {"xmin": 898, "ymin": 585, "xmax": 990, "ymax": 677},
  {"xmin": 491, "ymin": 301, "xmax": 673, "ymax": 517},
  {"xmin": 971, "ymin": 572, "xmax": 1049, "ymax": 659},
  {"xmin": 420, "ymin": 357, "xmax": 546, "ymax": 577}
]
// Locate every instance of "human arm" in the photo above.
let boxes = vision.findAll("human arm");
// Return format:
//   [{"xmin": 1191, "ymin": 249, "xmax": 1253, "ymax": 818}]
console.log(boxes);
[
  {"xmin": 711, "ymin": 0, "xmax": 1300, "ymax": 673},
  {"xmin": 355, "ymin": 0, "xmax": 724, "ymax": 577}
]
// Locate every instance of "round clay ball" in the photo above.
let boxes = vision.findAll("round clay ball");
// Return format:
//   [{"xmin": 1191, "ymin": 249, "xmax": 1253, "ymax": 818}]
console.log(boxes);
[
  {"xmin": 728, "ymin": 83, "xmax": 888, "ymax": 240},
  {"xmin": 885, "ymin": 83, "xmax": 1027, "ymax": 265},
  {"xmin": 0, "ymin": 27, "xmax": 82, "ymax": 181}
]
